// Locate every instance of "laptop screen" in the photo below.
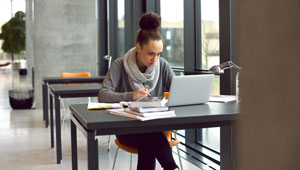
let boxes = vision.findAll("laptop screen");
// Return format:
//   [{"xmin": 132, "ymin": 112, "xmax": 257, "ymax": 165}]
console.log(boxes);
[{"xmin": 167, "ymin": 74, "xmax": 214, "ymax": 107}]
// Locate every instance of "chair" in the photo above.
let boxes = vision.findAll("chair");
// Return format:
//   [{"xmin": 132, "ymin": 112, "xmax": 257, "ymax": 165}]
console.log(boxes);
[
  {"xmin": 60, "ymin": 72, "xmax": 91, "ymax": 126},
  {"xmin": 60, "ymin": 72, "xmax": 112, "ymax": 150},
  {"xmin": 61, "ymin": 72, "xmax": 91, "ymax": 85},
  {"xmin": 112, "ymin": 130, "xmax": 183, "ymax": 170}
]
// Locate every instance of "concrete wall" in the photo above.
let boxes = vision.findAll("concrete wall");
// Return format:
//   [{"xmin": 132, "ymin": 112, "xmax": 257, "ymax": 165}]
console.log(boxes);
[
  {"xmin": 236, "ymin": 0, "xmax": 300, "ymax": 169},
  {"xmin": 26, "ymin": 0, "xmax": 98, "ymax": 108}
]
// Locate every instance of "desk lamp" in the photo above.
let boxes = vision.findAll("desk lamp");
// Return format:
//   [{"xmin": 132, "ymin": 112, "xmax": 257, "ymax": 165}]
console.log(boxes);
[
  {"xmin": 209, "ymin": 61, "xmax": 242, "ymax": 101},
  {"xmin": 104, "ymin": 55, "xmax": 112, "ymax": 69}
]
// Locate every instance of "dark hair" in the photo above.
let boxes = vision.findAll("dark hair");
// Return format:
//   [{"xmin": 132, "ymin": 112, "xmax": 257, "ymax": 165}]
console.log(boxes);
[{"xmin": 136, "ymin": 12, "xmax": 163, "ymax": 47}]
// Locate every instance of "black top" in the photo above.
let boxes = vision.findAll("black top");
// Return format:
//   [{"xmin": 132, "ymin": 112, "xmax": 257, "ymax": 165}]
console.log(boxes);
[
  {"xmin": 42, "ymin": 76, "xmax": 105, "ymax": 84},
  {"xmin": 49, "ymin": 84, "xmax": 101, "ymax": 97},
  {"xmin": 70, "ymin": 102, "xmax": 239, "ymax": 135}
]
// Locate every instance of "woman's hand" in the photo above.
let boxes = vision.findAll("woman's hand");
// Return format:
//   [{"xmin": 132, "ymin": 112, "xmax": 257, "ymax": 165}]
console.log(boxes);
[{"xmin": 133, "ymin": 89, "xmax": 150, "ymax": 100}]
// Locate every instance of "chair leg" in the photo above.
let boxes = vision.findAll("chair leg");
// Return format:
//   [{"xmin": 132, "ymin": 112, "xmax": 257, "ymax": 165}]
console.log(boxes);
[
  {"xmin": 112, "ymin": 147, "xmax": 120, "ymax": 170},
  {"xmin": 60, "ymin": 97, "xmax": 67, "ymax": 129},
  {"xmin": 130, "ymin": 153, "xmax": 133, "ymax": 170},
  {"xmin": 108, "ymin": 135, "xmax": 111, "ymax": 151},
  {"xmin": 176, "ymin": 145, "xmax": 183, "ymax": 170}
]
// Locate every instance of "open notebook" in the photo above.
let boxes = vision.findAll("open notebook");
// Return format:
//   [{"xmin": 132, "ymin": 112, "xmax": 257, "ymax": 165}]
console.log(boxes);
[{"xmin": 87, "ymin": 102, "xmax": 122, "ymax": 110}]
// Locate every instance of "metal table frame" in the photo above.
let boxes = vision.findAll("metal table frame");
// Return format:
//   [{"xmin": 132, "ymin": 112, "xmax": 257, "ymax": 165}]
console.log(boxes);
[
  {"xmin": 42, "ymin": 76, "xmax": 105, "ymax": 128},
  {"xmin": 48, "ymin": 83, "xmax": 102, "ymax": 164},
  {"xmin": 70, "ymin": 102, "xmax": 239, "ymax": 170}
]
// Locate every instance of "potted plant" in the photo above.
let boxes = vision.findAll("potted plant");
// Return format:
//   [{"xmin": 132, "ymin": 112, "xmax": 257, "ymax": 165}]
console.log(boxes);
[
  {"xmin": 0, "ymin": 11, "xmax": 26, "ymax": 73},
  {"xmin": 0, "ymin": 11, "xmax": 33, "ymax": 109}
]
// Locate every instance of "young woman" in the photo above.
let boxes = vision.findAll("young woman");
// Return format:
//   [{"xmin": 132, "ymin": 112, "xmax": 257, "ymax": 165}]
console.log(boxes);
[{"xmin": 98, "ymin": 12, "xmax": 179, "ymax": 170}]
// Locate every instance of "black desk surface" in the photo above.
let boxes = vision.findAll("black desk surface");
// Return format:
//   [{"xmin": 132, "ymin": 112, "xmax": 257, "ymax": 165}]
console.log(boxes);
[
  {"xmin": 70, "ymin": 102, "xmax": 239, "ymax": 135},
  {"xmin": 49, "ymin": 84, "xmax": 101, "ymax": 95},
  {"xmin": 42, "ymin": 76, "xmax": 105, "ymax": 84}
]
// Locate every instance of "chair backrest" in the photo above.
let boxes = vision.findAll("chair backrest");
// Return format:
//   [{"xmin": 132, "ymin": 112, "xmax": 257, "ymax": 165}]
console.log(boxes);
[
  {"xmin": 115, "ymin": 130, "xmax": 179, "ymax": 154},
  {"xmin": 60, "ymin": 72, "xmax": 91, "ymax": 85},
  {"xmin": 61, "ymin": 72, "xmax": 91, "ymax": 78},
  {"xmin": 113, "ymin": 130, "xmax": 183, "ymax": 170},
  {"xmin": 166, "ymin": 130, "xmax": 180, "ymax": 146}
]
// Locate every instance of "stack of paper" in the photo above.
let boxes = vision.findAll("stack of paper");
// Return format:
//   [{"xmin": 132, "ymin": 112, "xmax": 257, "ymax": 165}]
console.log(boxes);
[
  {"xmin": 130, "ymin": 97, "xmax": 167, "ymax": 108},
  {"xmin": 130, "ymin": 106, "xmax": 169, "ymax": 113},
  {"xmin": 108, "ymin": 108, "xmax": 175, "ymax": 121}
]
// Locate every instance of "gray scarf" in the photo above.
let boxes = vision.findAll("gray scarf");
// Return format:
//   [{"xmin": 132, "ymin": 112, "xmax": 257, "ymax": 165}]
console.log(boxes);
[{"xmin": 123, "ymin": 47, "xmax": 160, "ymax": 92}]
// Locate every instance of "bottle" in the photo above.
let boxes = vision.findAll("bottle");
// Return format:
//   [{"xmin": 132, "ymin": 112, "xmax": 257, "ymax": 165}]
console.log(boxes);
[{"xmin": 235, "ymin": 72, "xmax": 240, "ymax": 102}]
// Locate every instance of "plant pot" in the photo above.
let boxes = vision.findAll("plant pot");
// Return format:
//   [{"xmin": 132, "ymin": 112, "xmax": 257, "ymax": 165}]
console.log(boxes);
[
  {"xmin": 19, "ymin": 68, "xmax": 27, "ymax": 75},
  {"xmin": 9, "ymin": 89, "xmax": 34, "ymax": 109}
]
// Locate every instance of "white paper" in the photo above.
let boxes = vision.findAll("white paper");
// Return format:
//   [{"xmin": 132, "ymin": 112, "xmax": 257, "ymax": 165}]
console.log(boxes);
[
  {"xmin": 87, "ymin": 102, "xmax": 122, "ymax": 110},
  {"xmin": 209, "ymin": 95, "xmax": 236, "ymax": 103}
]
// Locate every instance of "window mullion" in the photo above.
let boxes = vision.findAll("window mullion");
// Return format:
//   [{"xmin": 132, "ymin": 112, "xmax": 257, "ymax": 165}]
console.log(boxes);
[
  {"xmin": 184, "ymin": 0, "xmax": 196, "ymax": 71},
  {"xmin": 98, "ymin": 0, "xmax": 108, "ymax": 75}
]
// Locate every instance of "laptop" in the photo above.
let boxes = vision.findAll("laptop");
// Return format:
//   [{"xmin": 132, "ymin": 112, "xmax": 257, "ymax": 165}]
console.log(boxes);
[{"xmin": 167, "ymin": 74, "xmax": 214, "ymax": 107}]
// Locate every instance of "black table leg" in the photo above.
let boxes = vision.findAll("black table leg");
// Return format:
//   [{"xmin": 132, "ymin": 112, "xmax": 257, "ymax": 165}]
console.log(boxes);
[
  {"xmin": 50, "ymin": 94, "xmax": 54, "ymax": 148},
  {"xmin": 71, "ymin": 118, "xmax": 78, "ymax": 170},
  {"xmin": 87, "ymin": 131, "xmax": 98, "ymax": 170},
  {"xmin": 43, "ymin": 83, "xmax": 49, "ymax": 128},
  {"xmin": 42, "ymin": 83, "xmax": 45, "ymax": 121},
  {"xmin": 220, "ymin": 125, "xmax": 233, "ymax": 170},
  {"xmin": 55, "ymin": 95, "xmax": 62, "ymax": 164}
]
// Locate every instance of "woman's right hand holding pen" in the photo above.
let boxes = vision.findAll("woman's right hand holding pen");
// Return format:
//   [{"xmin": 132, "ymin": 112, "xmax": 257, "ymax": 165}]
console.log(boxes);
[{"xmin": 133, "ymin": 88, "xmax": 150, "ymax": 100}]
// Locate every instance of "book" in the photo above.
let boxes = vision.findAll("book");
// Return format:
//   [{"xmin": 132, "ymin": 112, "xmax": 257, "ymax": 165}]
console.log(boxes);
[
  {"xmin": 129, "ymin": 106, "xmax": 169, "ymax": 113},
  {"xmin": 108, "ymin": 108, "xmax": 176, "ymax": 121},
  {"xmin": 87, "ymin": 102, "xmax": 122, "ymax": 110},
  {"xmin": 209, "ymin": 95, "xmax": 236, "ymax": 103},
  {"xmin": 124, "ymin": 108, "xmax": 175, "ymax": 117},
  {"xmin": 130, "ymin": 97, "xmax": 167, "ymax": 108}
]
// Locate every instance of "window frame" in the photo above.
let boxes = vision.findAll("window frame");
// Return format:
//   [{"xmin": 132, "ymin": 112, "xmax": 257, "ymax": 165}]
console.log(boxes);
[{"xmin": 98, "ymin": 0, "xmax": 108, "ymax": 76}]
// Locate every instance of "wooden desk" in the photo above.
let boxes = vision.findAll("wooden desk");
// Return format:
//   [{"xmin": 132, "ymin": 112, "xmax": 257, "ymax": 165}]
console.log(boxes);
[
  {"xmin": 42, "ymin": 76, "xmax": 105, "ymax": 128},
  {"xmin": 48, "ymin": 83, "xmax": 102, "ymax": 164},
  {"xmin": 70, "ymin": 102, "xmax": 239, "ymax": 170}
]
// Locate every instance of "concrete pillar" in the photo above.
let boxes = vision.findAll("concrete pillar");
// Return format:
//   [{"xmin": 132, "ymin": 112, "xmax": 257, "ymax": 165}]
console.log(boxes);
[
  {"xmin": 26, "ymin": 0, "xmax": 34, "ymax": 87},
  {"xmin": 28, "ymin": 0, "xmax": 98, "ymax": 108}
]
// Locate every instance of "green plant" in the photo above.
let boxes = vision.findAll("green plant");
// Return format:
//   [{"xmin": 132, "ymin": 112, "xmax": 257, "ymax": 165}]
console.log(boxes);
[{"xmin": 0, "ymin": 11, "xmax": 25, "ymax": 61}]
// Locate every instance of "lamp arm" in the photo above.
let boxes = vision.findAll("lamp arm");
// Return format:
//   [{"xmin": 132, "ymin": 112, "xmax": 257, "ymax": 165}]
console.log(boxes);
[
  {"xmin": 219, "ymin": 61, "xmax": 241, "ymax": 71},
  {"xmin": 209, "ymin": 61, "xmax": 241, "ymax": 74}
]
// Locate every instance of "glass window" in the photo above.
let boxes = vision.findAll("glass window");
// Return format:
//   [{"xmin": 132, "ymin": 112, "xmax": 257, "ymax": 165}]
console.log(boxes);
[
  {"xmin": 12, "ymin": 0, "xmax": 26, "ymax": 15},
  {"xmin": 0, "ymin": 0, "xmax": 26, "ymax": 60},
  {"xmin": 117, "ymin": 0, "xmax": 125, "ymax": 58},
  {"xmin": 198, "ymin": 0, "xmax": 220, "ymax": 151},
  {"xmin": 160, "ymin": 0, "xmax": 184, "ymax": 68},
  {"xmin": 201, "ymin": 0, "xmax": 220, "ymax": 70},
  {"xmin": 201, "ymin": 0, "xmax": 220, "ymax": 95}
]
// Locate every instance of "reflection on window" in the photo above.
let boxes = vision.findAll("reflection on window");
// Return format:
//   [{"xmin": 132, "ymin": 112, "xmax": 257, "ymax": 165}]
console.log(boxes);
[
  {"xmin": 117, "ymin": 0, "xmax": 125, "ymax": 58},
  {"xmin": 198, "ymin": 0, "xmax": 220, "ymax": 152},
  {"xmin": 160, "ymin": 0, "xmax": 184, "ymax": 68}
]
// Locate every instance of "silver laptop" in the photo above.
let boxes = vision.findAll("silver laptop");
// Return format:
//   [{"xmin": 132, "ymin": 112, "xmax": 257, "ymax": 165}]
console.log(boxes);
[{"xmin": 168, "ymin": 74, "xmax": 214, "ymax": 106}]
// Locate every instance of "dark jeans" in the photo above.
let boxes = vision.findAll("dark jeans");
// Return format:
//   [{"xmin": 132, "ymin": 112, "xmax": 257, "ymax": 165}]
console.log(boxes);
[{"xmin": 116, "ymin": 132, "xmax": 179, "ymax": 170}]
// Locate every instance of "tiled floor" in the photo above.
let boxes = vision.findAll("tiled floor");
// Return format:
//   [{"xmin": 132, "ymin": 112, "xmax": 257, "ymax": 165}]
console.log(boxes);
[{"xmin": 0, "ymin": 66, "xmax": 201, "ymax": 170}]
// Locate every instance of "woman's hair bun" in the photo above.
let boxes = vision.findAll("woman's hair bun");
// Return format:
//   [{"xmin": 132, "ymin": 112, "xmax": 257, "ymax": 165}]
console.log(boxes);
[{"xmin": 139, "ymin": 12, "xmax": 161, "ymax": 31}]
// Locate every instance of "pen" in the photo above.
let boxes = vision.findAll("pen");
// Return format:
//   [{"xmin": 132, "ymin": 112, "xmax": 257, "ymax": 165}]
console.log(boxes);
[
  {"xmin": 133, "ymin": 82, "xmax": 142, "ymax": 89},
  {"xmin": 133, "ymin": 83, "xmax": 151, "ymax": 96}
]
